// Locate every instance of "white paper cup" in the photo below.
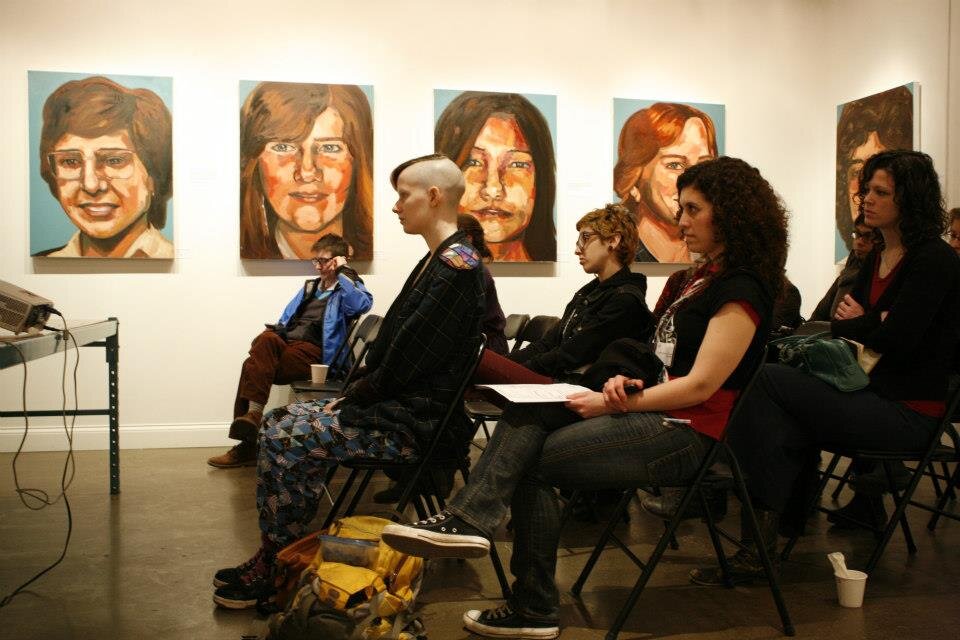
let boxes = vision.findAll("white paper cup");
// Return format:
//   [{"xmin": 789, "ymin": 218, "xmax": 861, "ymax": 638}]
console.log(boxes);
[
  {"xmin": 310, "ymin": 364, "xmax": 329, "ymax": 384},
  {"xmin": 835, "ymin": 570, "xmax": 868, "ymax": 608}
]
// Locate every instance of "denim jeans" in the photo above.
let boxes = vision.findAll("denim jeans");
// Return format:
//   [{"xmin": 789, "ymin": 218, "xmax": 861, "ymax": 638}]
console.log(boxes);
[{"xmin": 448, "ymin": 402, "xmax": 711, "ymax": 620}]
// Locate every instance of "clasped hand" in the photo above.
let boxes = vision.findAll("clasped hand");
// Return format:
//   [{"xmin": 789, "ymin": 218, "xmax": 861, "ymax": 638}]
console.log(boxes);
[
  {"xmin": 564, "ymin": 375, "xmax": 644, "ymax": 418},
  {"xmin": 834, "ymin": 294, "xmax": 865, "ymax": 320}
]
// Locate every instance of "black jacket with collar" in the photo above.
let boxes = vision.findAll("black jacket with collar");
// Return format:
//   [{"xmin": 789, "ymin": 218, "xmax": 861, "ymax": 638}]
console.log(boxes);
[
  {"xmin": 832, "ymin": 237, "xmax": 960, "ymax": 402},
  {"xmin": 512, "ymin": 266, "xmax": 653, "ymax": 380}
]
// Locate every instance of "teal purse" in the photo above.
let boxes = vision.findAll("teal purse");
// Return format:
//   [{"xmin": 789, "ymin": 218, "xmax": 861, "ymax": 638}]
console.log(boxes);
[{"xmin": 770, "ymin": 331, "xmax": 871, "ymax": 392}]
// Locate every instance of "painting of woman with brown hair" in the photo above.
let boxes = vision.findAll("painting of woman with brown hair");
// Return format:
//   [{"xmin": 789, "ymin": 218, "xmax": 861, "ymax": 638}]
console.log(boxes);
[
  {"xmin": 834, "ymin": 84, "xmax": 914, "ymax": 261},
  {"xmin": 240, "ymin": 82, "xmax": 373, "ymax": 260},
  {"xmin": 613, "ymin": 100, "xmax": 723, "ymax": 263},
  {"xmin": 31, "ymin": 72, "xmax": 173, "ymax": 258},
  {"xmin": 435, "ymin": 90, "xmax": 556, "ymax": 262}
]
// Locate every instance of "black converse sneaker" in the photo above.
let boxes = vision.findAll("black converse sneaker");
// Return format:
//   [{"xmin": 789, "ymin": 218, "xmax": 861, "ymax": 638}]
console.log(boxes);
[
  {"xmin": 463, "ymin": 604, "xmax": 560, "ymax": 639},
  {"xmin": 381, "ymin": 510, "xmax": 490, "ymax": 558}
]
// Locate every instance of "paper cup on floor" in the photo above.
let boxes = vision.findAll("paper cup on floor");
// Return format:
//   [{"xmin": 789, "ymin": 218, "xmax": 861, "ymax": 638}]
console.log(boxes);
[
  {"xmin": 310, "ymin": 364, "xmax": 329, "ymax": 384},
  {"xmin": 835, "ymin": 570, "xmax": 868, "ymax": 608}
]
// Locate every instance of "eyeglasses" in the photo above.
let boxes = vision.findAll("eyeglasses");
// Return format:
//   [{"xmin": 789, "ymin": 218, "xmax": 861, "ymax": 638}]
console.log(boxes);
[
  {"xmin": 576, "ymin": 230, "xmax": 600, "ymax": 250},
  {"xmin": 947, "ymin": 232, "xmax": 960, "ymax": 242},
  {"xmin": 851, "ymin": 230, "xmax": 876, "ymax": 241},
  {"xmin": 48, "ymin": 149, "xmax": 136, "ymax": 181},
  {"xmin": 312, "ymin": 256, "xmax": 334, "ymax": 266}
]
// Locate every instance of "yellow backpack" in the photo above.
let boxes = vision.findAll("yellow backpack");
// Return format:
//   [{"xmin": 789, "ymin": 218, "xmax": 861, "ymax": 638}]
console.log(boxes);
[{"xmin": 267, "ymin": 516, "xmax": 425, "ymax": 640}]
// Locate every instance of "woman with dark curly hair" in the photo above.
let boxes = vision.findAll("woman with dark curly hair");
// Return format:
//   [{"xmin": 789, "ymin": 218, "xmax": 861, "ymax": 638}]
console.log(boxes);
[
  {"xmin": 382, "ymin": 157, "xmax": 786, "ymax": 638},
  {"xmin": 692, "ymin": 150, "xmax": 960, "ymax": 586}
]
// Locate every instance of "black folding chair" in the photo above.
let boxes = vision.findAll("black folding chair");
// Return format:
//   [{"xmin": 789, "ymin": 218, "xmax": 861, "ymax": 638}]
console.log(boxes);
[
  {"xmin": 570, "ymin": 349, "xmax": 795, "ymax": 639},
  {"xmin": 318, "ymin": 335, "xmax": 513, "ymax": 599},
  {"xmin": 465, "ymin": 315, "xmax": 560, "ymax": 446},
  {"xmin": 503, "ymin": 313, "xmax": 530, "ymax": 352},
  {"xmin": 780, "ymin": 375, "xmax": 960, "ymax": 573},
  {"xmin": 290, "ymin": 314, "xmax": 383, "ymax": 398}
]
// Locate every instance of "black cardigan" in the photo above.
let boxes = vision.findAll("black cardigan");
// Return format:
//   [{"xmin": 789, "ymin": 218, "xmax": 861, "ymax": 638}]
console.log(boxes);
[{"xmin": 832, "ymin": 237, "xmax": 960, "ymax": 403}]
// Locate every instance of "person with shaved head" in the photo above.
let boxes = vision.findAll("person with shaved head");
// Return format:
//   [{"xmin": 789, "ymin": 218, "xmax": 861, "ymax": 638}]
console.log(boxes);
[{"xmin": 212, "ymin": 153, "xmax": 486, "ymax": 610}]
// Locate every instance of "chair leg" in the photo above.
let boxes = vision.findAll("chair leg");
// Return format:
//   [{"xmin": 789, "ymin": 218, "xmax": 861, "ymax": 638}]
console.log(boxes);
[
  {"xmin": 322, "ymin": 467, "xmax": 360, "ymax": 530},
  {"xmin": 730, "ymin": 458, "xmax": 795, "ymax": 637},
  {"xmin": 866, "ymin": 463, "xmax": 927, "ymax": 573},
  {"xmin": 928, "ymin": 464, "xmax": 960, "ymax": 531},
  {"xmin": 570, "ymin": 490, "xmax": 632, "ymax": 596},
  {"xmin": 343, "ymin": 470, "xmax": 375, "ymax": 517},
  {"xmin": 604, "ymin": 484, "xmax": 706, "ymax": 640},
  {"xmin": 829, "ymin": 454, "xmax": 850, "ymax": 500},
  {"xmin": 781, "ymin": 452, "xmax": 840, "ymax": 561},
  {"xmin": 488, "ymin": 542, "xmax": 512, "ymax": 600}
]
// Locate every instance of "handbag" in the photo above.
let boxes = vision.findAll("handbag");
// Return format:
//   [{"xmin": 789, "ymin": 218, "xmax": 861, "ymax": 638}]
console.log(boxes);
[{"xmin": 770, "ymin": 331, "xmax": 871, "ymax": 392}]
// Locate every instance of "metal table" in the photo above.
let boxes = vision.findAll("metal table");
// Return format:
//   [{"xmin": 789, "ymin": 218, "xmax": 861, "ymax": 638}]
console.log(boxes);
[{"xmin": 0, "ymin": 318, "xmax": 120, "ymax": 494}]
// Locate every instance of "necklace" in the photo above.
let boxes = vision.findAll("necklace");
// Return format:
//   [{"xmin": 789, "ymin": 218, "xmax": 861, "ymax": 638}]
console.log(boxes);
[{"xmin": 879, "ymin": 246, "xmax": 904, "ymax": 276}]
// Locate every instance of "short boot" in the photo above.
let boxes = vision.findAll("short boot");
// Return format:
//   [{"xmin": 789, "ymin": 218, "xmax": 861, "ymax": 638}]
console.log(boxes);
[
  {"xmin": 690, "ymin": 505, "xmax": 780, "ymax": 586},
  {"xmin": 641, "ymin": 486, "xmax": 728, "ymax": 522}
]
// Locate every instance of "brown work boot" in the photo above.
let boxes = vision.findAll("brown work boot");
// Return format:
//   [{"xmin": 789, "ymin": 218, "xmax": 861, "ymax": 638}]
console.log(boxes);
[{"xmin": 207, "ymin": 440, "xmax": 257, "ymax": 468}]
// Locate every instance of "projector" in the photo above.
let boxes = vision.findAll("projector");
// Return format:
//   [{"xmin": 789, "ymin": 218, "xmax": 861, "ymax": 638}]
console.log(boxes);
[{"xmin": 0, "ymin": 279, "xmax": 54, "ymax": 334}]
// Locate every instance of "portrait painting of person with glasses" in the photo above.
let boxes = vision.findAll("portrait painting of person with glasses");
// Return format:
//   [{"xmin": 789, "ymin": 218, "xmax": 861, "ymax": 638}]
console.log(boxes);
[
  {"xmin": 613, "ymin": 99, "xmax": 724, "ymax": 263},
  {"xmin": 239, "ymin": 81, "xmax": 373, "ymax": 261},
  {"xmin": 31, "ymin": 73, "xmax": 173, "ymax": 258}
]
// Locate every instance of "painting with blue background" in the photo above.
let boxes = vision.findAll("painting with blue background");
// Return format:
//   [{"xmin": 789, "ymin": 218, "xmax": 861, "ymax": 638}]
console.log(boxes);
[{"xmin": 28, "ymin": 70, "xmax": 174, "ymax": 256}]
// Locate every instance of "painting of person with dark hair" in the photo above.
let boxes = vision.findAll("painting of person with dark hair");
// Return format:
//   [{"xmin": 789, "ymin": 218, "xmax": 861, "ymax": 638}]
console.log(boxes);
[
  {"xmin": 30, "ymin": 72, "xmax": 173, "ymax": 258},
  {"xmin": 613, "ymin": 99, "xmax": 724, "ymax": 263},
  {"xmin": 834, "ymin": 84, "xmax": 916, "ymax": 261},
  {"xmin": 240, "ymin": 81, "xmax": 374, "ymax": 260},
  {"xmin": 435, "ymin": 90, "xmax": 556, "ymax": 262}
]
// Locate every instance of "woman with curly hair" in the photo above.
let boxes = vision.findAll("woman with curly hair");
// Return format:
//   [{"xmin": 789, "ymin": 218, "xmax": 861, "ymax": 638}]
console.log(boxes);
[
  {"xmin": 382, "ymin": 156, "xmax": 786, "ymax": 639},
  {"xmin": 692, "ymin": 150, "xmax": 960, "ymax": 586}
]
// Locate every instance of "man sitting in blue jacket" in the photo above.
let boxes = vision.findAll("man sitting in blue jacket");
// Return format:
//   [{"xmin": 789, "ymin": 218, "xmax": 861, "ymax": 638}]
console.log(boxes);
[{"xmin": 208, "ymin": 233, "xmax": 373, "ymax": 468}]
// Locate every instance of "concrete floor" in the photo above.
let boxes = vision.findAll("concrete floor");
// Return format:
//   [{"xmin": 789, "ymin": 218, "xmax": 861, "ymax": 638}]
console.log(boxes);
[{"xmin": 1, "ymin": 447, "xmax": 959, "ymax": 639}]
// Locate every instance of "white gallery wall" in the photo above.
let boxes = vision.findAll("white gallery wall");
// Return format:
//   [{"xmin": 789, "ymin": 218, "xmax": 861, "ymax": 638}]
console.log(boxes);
[{"xmin": 0, "ymin": 0, "xmax": 957, "ymax": 451}]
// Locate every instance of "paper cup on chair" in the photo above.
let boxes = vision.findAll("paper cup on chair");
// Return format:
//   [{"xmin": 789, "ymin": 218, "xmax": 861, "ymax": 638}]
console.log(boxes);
[
  {"xmin": 835, "ymin": 570, "xmax": 868, "ymax": 608},
  {"xmin": 311, "ymin": 364, "xmax": 329, "ymax": 384}
]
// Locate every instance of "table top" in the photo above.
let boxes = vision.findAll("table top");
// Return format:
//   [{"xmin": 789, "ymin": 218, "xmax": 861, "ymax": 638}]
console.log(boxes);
[{"xmin": 0, "ymin": 319, "xmax": 118, "ymax": 369}]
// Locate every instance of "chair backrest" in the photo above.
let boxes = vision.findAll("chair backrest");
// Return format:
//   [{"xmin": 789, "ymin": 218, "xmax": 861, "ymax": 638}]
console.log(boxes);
[
  {"xmin": 327, "ymin": 315, "xmax": 361, "ymax": 378},
  {"xmin": 414, "ymin": 334, "xmax": 488, "ymax": 466},
  {"xmin": 511, "ymin": 315, "xmax": 559, "ymax": 353},
  {"xmin": 503, "ymin": 314, "xmax": 530, "ymax": 342},
  {"xmin": 334, "ymin": 314, "xmax": 383, "ymax": 387},
  {"xmin": 720, "ymin": 345, "xmax": 769, "ymax": 443}
]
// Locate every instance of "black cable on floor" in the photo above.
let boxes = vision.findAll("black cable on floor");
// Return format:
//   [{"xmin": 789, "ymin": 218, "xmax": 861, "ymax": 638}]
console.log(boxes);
[{"xmin": 0, "ymin": 310, "xmax": 77, "ymax": 609}]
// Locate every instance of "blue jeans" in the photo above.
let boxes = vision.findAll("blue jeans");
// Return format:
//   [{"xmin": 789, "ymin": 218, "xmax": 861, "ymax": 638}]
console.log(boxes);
[{"xmin": 448, "ymin": 402, "xmax": 711, "ymax": 620}]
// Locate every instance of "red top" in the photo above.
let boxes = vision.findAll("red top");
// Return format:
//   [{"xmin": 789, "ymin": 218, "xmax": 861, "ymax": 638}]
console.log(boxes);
[
  {"xmin": 869, "ymin": 252, "xmax": 903, "ymax": 306},
  {"xmin": 666, "ymin": 301, "xmax": 760, "ymax": 440}
]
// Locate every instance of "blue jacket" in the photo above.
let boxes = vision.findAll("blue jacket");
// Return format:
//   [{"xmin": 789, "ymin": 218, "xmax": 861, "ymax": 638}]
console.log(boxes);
[{"xmin": 277, "ymin": 267, "xmax": 373, "ymax": 366}]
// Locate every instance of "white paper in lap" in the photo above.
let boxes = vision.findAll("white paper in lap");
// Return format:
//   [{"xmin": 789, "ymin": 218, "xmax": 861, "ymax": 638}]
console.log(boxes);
[{"xmin": 476, "ymin": 383, "xmax": 591, "ymax": 403}]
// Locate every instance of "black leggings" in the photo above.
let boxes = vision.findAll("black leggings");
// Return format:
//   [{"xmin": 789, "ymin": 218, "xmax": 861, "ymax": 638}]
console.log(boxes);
[{"xmin": 729, "ymin": 364, "xmax": 938, "ymax": 512}]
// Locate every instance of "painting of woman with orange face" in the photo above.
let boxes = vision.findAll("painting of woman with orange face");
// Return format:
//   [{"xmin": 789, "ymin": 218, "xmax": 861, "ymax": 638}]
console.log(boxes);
[
  {"xmin": 435, "ymin": 90, "xmax": 556, "ymax": 262},
  {"xmin": 834, "ymin": 84, "xmax": 915, "ymax": 262},
  {"xmin": 30, "ymin": 72, "xmax": 173, "ymax": 259},
  {"xmin": 240, "ymin": 81, "xmax": 374, "ymax": 260},
  {"xmin": 613, "ymin": 99, "xmax": 724, "ymax": 263}
]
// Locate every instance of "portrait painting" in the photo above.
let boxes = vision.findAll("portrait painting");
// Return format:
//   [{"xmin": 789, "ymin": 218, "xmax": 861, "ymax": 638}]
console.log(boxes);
[
  {"xmin": 613, "ymin": 99, "xmax": 725, "ymax": 263},
  {"xmin": 239, "ymin": 81, "xmax": 374, "ymax": 261},
  {"xmin": 835, "ymin": 83, "xmax": 917, "ymax": 262},
  {"xmin": 29, "ymin": 71, "xmax": 173, "ymax": 258},
  {"xmin": 435, "ymin": 89, "xmax": 557, "ymax": 262}
]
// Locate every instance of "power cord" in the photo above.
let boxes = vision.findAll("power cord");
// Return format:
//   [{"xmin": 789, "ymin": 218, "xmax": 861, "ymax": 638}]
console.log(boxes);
[{"xmin": 0, "ymin": 309, "xmax": 78, "ymax": 609}]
